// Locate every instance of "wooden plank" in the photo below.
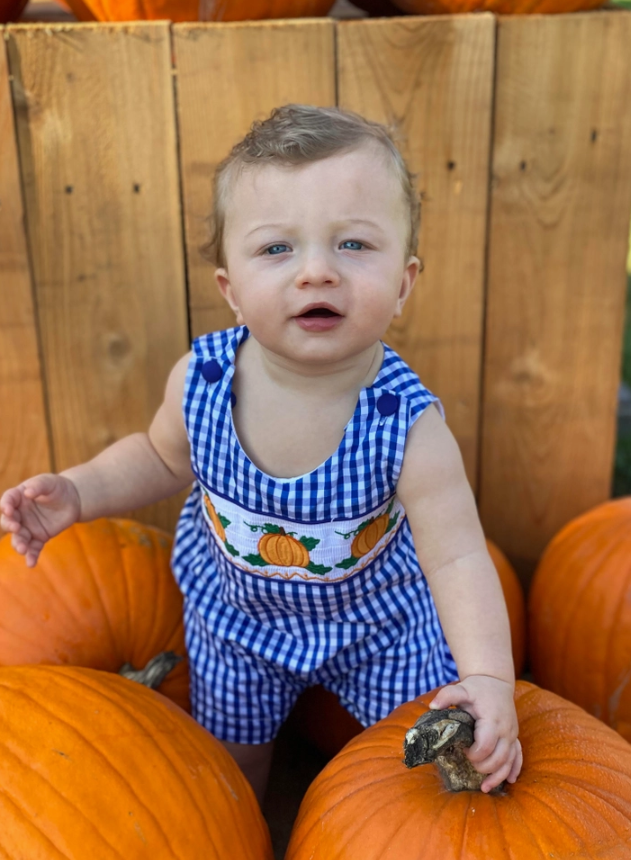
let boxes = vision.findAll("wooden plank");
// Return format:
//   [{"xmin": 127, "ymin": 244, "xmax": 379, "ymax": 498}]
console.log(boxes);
[
  {"xmin": 174, "ymin": 20, "xmax": 336, "ymax": 339},
  {"xmin": 0, "ymin": 30, "xmax": 51, "ymax": 502},
  {"xmin": 479, "ymin": 11, "xmax": 631, "ymax": 574},
  {"xmin": 6, "ymin": 22, "xmax": 190, "ymax": 532},
  {"xmin": 337, "ymin": 16, "xmax": 496, "ymax": 490}
]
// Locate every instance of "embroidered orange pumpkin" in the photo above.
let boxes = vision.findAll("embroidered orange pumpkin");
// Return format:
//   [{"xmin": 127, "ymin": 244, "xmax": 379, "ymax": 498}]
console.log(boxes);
[
  {"xmin": 351, "ymin": 512, "xmax": 389, "ymax": 559},
  {"xmin": 0, "ymin": 518, "xmax": 189, "ymax": 712},
  {"xmin": 0, "ymin": 665, "xmax": 274, "ymax": 859},
  {"xmin": 259, "ymin": 529, "xmax": 310, "ymax": 567},
  {"xmin": 204, "ymin": 495, "xmax": 226, "ymax": 542}
]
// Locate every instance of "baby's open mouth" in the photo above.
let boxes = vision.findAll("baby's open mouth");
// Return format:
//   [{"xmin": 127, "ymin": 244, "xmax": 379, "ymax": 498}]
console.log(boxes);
[{"xmin": 298, "ymin": 307, "xmax": 341, "ymax": 318}]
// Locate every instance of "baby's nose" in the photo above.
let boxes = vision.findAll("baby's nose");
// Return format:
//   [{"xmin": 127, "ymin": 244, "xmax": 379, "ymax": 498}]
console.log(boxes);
[{"xmin": 295, "ymin": 252, "xmax": 341, "ymax": 288}]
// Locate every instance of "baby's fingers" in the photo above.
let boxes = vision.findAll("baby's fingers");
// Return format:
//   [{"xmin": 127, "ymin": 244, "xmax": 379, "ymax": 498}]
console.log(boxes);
[
  {"xmin": 0, "ymin": 487, "xmax": 24, "ymax": 519},
  {"xmin": 478, "ymin": 739, "xmax": 522, "ymax": 793},
  {"xmin": 480, "ymin": 754, "xmax": 515, "ymax": 794},
  {"xmin": 470, "ymin": 735, "xmax": 511, "ymax": 775},
  {"xmin": 11, "ymin": 529, "xmax": 44, "ymax": 567},
  {"xmin": 506, "ymin": 739, "xmax": 523, "ymax": 784}
]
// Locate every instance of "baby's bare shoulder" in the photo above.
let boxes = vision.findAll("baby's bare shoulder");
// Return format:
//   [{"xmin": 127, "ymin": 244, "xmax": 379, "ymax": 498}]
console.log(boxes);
[
  {"xmin": 398, "ymin": 404, "xmax": 469, "ymax": 504},
  {"xmin": 147, "ymin": 352, "xmax": 193, "ymax": 478}
]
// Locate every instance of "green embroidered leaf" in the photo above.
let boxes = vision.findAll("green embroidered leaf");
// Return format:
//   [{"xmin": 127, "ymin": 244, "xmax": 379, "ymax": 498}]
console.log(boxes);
[
  {"xmin": 263, "ymin": 523, "xmax": 282, "ymax": 534},
  {"xmin": 306, "ymin": 562, "xmax": 333, "ymax": 575},
  {"xmin": 335, "ymin": 556, "xmax": 359, "ymax": 570},
  {"xmin": 385, "ymin": 512, "xmax": 400, "ymax": 534},
  {"xmin": 243, "ymin": 553, "xmax": 269, "ymax": 566},
  {"xmin": 218, "ymin": 514, "xmax": 230, "ymax": 528},
  {"xmin": 224, "ymin": 541, "xmax": 239, "ymax": 557},
  {"xmin": 386, "ymin": 499, "xmax": 395, "ymax": 515},
  {"xmin": 299, "ymin": 536, "xmax": 319, "ymax": 551}
]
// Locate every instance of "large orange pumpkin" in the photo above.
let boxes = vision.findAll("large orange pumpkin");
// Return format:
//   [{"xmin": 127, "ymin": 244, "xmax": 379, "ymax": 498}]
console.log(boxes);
[
  {"xmin": 393, "ymin": 0, "xmax": 605, "ymax": 12},
  {"xmin": 0, "ymin": 0, "xmax": 27, "ymax": 22},
  {"xmin": 61, "ymin": 0, "xmax": 334, "ymax": 21},
  {"xmin": 285, "ymin": 681, "xmax": 631, "ymax": 859},
  {"xmin": 529, "ymin": 496, "xmax": 631, "ymax": 742},
  {"xmin": 289, "ymin": 538, "xmax": 526, "ymax": 759},
  {"xmin": 0, "ymin": 518, "xmax": 189, "ymax": 711},
  {"xmin": 0, "ymin": 665, "xmax": 273, "ymax": 858}
]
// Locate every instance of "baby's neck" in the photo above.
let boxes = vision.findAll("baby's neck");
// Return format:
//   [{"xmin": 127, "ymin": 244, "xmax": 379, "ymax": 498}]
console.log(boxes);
[{"xmin": 243, "ymin": 339, "xmax": 384, "ymax": 397}]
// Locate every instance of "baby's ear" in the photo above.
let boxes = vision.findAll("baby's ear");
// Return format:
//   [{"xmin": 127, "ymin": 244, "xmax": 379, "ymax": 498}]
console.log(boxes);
[
  {"xmin": 215, "ymin": 268, "xmax": 244, "ymax": 324},
  {"xmin": 395, "ymin": 255, "xmax": 421, "ymax": 316}
]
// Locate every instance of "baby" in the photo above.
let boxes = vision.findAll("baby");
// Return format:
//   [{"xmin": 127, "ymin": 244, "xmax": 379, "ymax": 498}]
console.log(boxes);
[{"xmin": 0, "ymin": 104, "xmax": 521, "ymax": 805}]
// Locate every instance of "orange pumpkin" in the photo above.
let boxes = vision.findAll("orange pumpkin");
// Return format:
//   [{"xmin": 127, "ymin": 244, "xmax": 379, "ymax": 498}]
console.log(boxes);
[
  {"xmin": 350, "ymin": 512, "xmax": 389, "ymax": 558},
  {"xmin": 204, "ymin": 495, "xmax": 226, "ymax": 542},
  {"xmin": 290, "ymin": 538, "xmax": 526, "ymax": 759},
  {"xmin": 286, "ymin": 681, "xmax": 631, "ymax": 859},
  {"xmin": 0, "ymin": 665, "xmax": 273, "ymax": 858},
  {"xmin": 393, "ymin": 0, "xmax": 605, "ymax": 11},
  {"xmin": 259, "ymin": 528, "xmax": 310, "ymax": 567},
  {"xmin": 0, "ymin": 0, "xmax": 27, "ymax": 22},
  {"xmin": 0, "ymin": 518, "xmax": 189, "ymax": 711},
  {"xmin": 529, "ymin": 497, "xmax": 631, "ymax": 742},
  {"xmin": 61, "ymin": 0, "xmax": 334, "ymax": 21}
]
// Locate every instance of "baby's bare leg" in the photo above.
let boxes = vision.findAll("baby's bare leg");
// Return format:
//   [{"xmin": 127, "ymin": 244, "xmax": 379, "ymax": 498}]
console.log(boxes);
[{"xmin": 220, "ymin": 738, "xmax": 274, "ymax": 807}]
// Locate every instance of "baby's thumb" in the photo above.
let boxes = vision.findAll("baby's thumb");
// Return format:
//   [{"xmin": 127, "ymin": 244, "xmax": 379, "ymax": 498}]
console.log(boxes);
[
  {"xmin": 429, "ymin": 682, "xmax": 470, "ymax": 711},
  {"xmin": 22, "ymin": 473, "xmax": 59, "ymax": 500}
]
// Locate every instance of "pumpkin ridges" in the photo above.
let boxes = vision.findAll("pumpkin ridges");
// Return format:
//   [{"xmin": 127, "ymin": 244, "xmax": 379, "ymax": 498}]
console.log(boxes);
[
  {"xmin": 60, "ymin": 670, "xmax": 214, "ymax": 846},
  {"xmin": 529, "ymin": 499, "xmax": 631, "ymax": 739},
  {"xmin": 0, "ymin": 666, "xmax": 272, "ymax": 858},
  {"xmin": 286, "ymin": 682, "xmax": 631, "ymax": 859}
]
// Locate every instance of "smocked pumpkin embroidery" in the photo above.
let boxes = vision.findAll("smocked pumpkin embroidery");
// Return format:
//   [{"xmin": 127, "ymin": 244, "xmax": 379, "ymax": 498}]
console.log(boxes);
[
  {"xmin": 243, "ymin": 523, "xmax": 333, "ymax": 576},
  {"xmin": 335, "ymin": 499, "xmax": 399, "ymax": 570},
  {"xmin": 203, "ymin": 494, "xmax": 239, "ymax": 557}
]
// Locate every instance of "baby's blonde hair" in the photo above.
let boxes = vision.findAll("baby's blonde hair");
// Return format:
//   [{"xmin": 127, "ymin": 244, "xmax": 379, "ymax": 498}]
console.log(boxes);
[{"xmin": 200, "ymin": 104, "xmax": 421, "ymax": 270}]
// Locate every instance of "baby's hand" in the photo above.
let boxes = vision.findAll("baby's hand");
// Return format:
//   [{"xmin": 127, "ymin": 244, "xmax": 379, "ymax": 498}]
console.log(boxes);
[
  {"xmin": 428, "ymin": 674, "xmax": 522, "ymax": 793},
  {"xmin": 0, "ymin": 474, "xmax": 81, "ymax": 567}
]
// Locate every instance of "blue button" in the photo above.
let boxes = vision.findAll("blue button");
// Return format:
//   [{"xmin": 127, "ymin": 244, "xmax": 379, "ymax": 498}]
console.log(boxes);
[
  {"xmin": 231, "ymin": 392, "xmax": 237, "ymax": 408},
  {"xmin": 201, "ymin": 359, "xmax": 223, "ymax": 383},
  {"xmin": 377, "ymin": 392, "xmax": 399, "ymax": 416}
]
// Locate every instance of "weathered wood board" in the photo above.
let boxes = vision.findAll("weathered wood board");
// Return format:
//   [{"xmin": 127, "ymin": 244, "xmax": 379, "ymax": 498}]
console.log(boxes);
[
  {"xmin": 479, "ymin": 11, "xmax": 631, "ymax": 573},
  {"xmin": 6, "ymin": 22, "xmax": 190, "ymax": 530},
  {"xmin": 0, "ymin": 32, "xmax": 50, "ymax": 497},
  {"xmin": 337, "ymin": 15, "xmax": 495, "ymax": 490}
]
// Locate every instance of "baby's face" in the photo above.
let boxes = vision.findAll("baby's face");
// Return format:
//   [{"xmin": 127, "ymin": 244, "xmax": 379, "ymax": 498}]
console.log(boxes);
[{"xmin": 215, "ymin": 144, "xmax": 420, "ymax": 368}]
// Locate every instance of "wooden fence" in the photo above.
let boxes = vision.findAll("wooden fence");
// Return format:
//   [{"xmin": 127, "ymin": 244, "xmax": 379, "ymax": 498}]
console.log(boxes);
[{"xmin": 2, "ymin": 11, "xmax": 631, "ymax": 580}]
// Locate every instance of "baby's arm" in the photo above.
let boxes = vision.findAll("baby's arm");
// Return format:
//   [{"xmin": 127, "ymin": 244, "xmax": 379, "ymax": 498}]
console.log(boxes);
[
  {"xmin": 0, "ymin": 352, "xmax": 194, "ymax": 566},
  {"xmin": 397, "ymin": 404, "xmax": 522, "ymax": 792}
]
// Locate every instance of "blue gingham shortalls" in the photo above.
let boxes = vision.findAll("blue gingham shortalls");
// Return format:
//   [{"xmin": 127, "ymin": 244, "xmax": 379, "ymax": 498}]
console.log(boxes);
[{"xmin": 171, "ymin": 325, "xmax": 458, "ymax": 744}]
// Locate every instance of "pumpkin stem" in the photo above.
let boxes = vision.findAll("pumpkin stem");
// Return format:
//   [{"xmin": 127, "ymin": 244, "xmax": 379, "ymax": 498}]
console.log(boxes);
[
  {"xmin": 403, "ymin": 708, "xmax": 505, "ymax": 793},
  {"xmin": 119, "ymin": 651, "xmax": 183, "ymax": 689}
]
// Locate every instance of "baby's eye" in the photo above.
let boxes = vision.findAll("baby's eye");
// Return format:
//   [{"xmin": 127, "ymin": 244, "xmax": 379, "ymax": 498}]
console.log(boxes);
[
  {"xmin": 264, "ymin": 244, "xmax": 291, "ymax": 255},
  {"xmin": 340, "ymin": 240, "xmax": 364, "ymax": 251}
]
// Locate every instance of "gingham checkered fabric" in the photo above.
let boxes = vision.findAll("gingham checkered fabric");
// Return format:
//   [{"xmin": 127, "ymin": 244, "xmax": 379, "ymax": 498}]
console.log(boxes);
[{"xmin": 172, "ymin": 326, "xmax": 458, "ymax": 744}]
